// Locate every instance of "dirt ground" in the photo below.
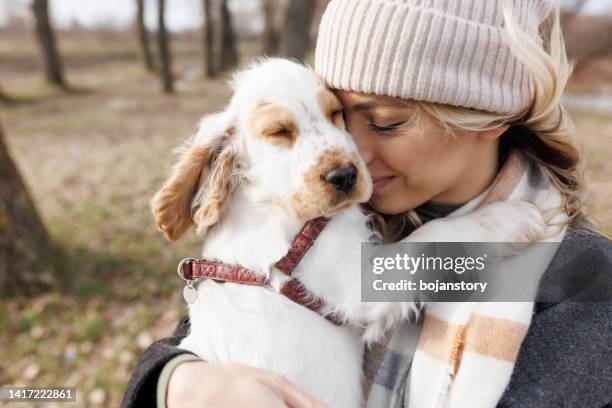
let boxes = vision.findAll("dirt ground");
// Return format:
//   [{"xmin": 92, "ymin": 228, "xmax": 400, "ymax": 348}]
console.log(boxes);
[{"xmin": 1, "ymin": 29, "xmax": 611, "ymax": 407}]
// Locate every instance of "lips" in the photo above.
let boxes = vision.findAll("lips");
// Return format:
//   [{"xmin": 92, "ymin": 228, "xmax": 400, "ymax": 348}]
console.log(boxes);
[{"xmin": 372, "ymin": 175, "xmax": 395, "ymax": 190}]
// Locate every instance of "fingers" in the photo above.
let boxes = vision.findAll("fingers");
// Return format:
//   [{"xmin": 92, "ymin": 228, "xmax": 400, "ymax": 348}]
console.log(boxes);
[
  {"xmin": 257, "ymin": 373, "xmax": 330, "ymax": 408},
  {"xmin": 226, "ymin": 363, "xmax": 330, "ymax": 408}
]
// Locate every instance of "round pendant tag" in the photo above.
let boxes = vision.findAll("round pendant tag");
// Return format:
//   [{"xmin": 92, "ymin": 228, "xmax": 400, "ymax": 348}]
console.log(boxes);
[{"xmin": 183, "ymin": 285, "xmax": 198, "ymax": 304}]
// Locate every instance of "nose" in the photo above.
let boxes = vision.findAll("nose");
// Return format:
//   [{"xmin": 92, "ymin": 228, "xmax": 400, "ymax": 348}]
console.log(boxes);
[
  {"xmin": 325, "ymin": 164, "xmax": 358, "ymax": 193},
  {"xmin": 351, "ymin": 131, "xmax": 375, "ymax": 165}
]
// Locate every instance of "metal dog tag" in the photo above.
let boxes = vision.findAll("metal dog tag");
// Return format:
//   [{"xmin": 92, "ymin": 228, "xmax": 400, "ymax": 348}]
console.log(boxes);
[{"xmin": 183, "ymin": 284, "xmax": 198, "ymax": 304}]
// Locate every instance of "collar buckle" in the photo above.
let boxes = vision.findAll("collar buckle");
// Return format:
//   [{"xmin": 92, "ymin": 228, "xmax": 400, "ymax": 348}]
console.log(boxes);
[{"xmin": 177, "ymin": 257, "xmax": 198, "ymax": 282}]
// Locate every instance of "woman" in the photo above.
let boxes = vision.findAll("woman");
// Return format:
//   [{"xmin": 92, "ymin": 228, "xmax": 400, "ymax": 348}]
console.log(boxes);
[{"xmin": 122, "ymin": 0, "xmax": 612, "ymax": 407}]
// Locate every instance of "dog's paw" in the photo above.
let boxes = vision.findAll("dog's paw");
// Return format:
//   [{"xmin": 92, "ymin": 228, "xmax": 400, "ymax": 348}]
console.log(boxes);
[
  {"xmin": 362, "ymin": 320, "xmax": 387, "ymax": 345},
  {"xmin": 472, "ymin": 200, "xmax": 546, "ymax": 243},
  {"xmin": 409, "ymin": 200, "xmax": 546, "ymax": 244},
  {"xmin": 361, "ymin": 302, "xmax": 418, "ymax": 344}
]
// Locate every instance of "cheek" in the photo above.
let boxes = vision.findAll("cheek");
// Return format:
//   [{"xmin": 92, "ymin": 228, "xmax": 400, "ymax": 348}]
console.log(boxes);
[
  {"xmin": 247, "ymin": 143, "xmax": 294, "ymax": 188},
  {"xmin": 377, "ymin": 130, "xmax": 440, "ymax": 180},
  {"xmin": 392, "ymin": 130, "xmax": 475, "ymax": 179}
]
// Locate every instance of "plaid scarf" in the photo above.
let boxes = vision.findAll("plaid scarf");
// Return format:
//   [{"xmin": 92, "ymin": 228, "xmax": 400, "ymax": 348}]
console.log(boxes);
[{"xmin": 365, "ymin": 152, "xmax": 568, "ymax": 408}]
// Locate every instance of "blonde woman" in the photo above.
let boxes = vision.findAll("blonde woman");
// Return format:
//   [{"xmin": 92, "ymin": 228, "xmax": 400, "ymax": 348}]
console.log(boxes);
[{"xmin": 122, "ymin": 0, "xmax": 612, "ymax": 407}]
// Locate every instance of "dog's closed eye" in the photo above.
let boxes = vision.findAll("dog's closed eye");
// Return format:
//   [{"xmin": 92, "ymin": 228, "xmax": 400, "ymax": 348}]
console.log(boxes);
[
  {"xmin": 250, "ymin": 102, "xmax": 299, "ymax": 146},
  {"xmin": 264, "ymin": 124, "xmax": 296, "ymax": 140}
]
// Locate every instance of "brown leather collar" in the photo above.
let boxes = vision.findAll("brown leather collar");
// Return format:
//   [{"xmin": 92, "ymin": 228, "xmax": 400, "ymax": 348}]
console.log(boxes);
[{"xmin": 178, "ymin": 217, "xmax": 344, "ymax": 326}]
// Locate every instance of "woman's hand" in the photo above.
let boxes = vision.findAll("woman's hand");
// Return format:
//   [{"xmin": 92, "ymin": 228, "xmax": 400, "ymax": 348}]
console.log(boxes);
[{"xmin": 167, "ymin": 360, "xmax": 330, "ymax": 408}]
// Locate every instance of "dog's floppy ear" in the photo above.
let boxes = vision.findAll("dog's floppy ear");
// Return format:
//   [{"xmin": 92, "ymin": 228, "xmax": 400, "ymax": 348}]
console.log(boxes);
[
  {"xmin": 151, "ymin": 110, "xmax": 237, "ymax": 240},
  {"xmin": 191, "ymin": 135, "xmax": 239, "ymax": 234}
]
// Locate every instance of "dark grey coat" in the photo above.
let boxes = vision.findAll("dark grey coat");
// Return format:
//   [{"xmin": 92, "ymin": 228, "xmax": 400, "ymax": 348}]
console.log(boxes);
[{"xmin": 121, "ymin": 226, "xmax": 612, "ymax": 408}]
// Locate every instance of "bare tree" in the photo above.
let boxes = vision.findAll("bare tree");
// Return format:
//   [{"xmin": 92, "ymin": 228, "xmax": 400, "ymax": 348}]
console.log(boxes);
[
  {"xmin": 569, "ymin": 26, "xmax": 612, "ymax": 72},
  {"xmin": 561, "ymin": 0, "xmax": 589, "ymax": 28},
  {"xmin": 202, "ymin": 0, "xmax": 216, "ymax": 77},
  {"xmin": 157, "ymin": 0, "xmax": 174, "ymax": 93},
  {"xmin": 280, "ymin": 0, "xmax": 316, "ymax": 62},
  {"xmin": 220, "ymin": 0, "xmax": 238, "ymax": 71},
  {"xmin": 0, "ymin": 119, "xmax": 58, "ymax": 296},
  {"xmin": 562, "ymin": 4, "xmax": 612, "ymax": 72},
  {"xmin": 261, "ymin": 0, "xmax": 280, "ymax": 55},
  {"xmin": 31, "ymin": 0, "xmax": 66, "ymax": 87},
  {"xmin": 0, "ymin": 82, "xmax": 8, "ymax": 102},
  {"xmin": 136, "ymin": 0, "xmax": 155, "ymax": 72},
  {"xmin": 311, "ymin": 0, "xmax": 330, "ymax": 45}
]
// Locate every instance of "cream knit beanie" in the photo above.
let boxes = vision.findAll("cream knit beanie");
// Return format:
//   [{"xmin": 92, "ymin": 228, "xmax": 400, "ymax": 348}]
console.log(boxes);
[{"xmin": 314, "ymin": 0, "xmax": 553, "ymax": 115}]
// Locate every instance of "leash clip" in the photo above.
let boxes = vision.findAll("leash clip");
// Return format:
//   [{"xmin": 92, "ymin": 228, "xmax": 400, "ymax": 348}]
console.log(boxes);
[{"xmin": 177, "ymin": 257, "xmax": 199, "ymax": 304}]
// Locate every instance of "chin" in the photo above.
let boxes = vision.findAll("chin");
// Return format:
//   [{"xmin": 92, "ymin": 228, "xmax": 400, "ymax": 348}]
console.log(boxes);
[
  {"xmin": 370, "ymin": 194, "xmax": 427, "ymax": 215},
  {"xmin": 369, "ymin": 199, "xmax": 407, "ymax": 215}
]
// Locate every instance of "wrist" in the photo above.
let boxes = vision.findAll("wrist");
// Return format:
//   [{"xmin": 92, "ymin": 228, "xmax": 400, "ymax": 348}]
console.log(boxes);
[{"xmin": 157, "ymin": 354, "xmax": 202, "ymax": 408}]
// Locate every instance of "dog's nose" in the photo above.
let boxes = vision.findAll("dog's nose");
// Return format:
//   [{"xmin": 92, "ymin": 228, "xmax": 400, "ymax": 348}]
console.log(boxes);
[{"xmin": 325, "ymin": 164, "xmax": 358, "ymax": 193}]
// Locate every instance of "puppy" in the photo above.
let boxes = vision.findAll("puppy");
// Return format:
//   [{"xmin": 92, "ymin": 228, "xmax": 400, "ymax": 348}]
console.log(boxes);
[{"xmin": 151, "ymin": 58, "xmax": 544, "ymax": 408}]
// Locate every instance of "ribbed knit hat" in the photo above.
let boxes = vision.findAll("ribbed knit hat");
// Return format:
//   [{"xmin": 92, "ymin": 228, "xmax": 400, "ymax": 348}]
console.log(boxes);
[{"xmin": 314, "ymin": 0, "xmax": 553, "ymax": 115}]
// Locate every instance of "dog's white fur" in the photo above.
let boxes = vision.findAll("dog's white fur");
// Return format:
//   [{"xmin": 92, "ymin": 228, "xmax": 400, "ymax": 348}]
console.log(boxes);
[{"xmin": 152, "ymin": 59, "xmax": 545, "ymax": 408}]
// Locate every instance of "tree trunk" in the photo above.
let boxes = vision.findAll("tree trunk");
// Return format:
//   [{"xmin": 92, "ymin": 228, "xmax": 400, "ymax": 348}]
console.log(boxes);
[
  {"xmin": 157, "ymin": 0, "xmax": 174, "ymax": 93},
  {"xmin": 560, "ymin": 0, "xmax": 588, "ymax": 33},
  {"xmin": 219, "ymin": 0, "xmax": 238, "ymax": 71},
  {"xmin": 202, "ymin": 0, "xmax": 216, "ymax": 77},
  {"xmin": 0, "ymin": 120, "xmax": 58, "ymax": 296},
  {"xmin": 280, "ymin": 0, "xmax": 316, "ymax": 62},
  {"xmin": 573, "ymin": 35, "xmax": 612, "ymax": 73},
  {"xmin": 31, "ymin": 0, "xmax": 66, "ymax": 87},
  {"xmin": 311, "ymin": 0, "xmax": 330, "ymax": 45},
  {"xmin": 136, "ymin": 0, "xmax": 155, "ymax": 72},
  {"xmin": 261, "ymin": 0, "xmax": 280, "ymax": 55},
  {"xmin": 0, "ymin": 82, "xmax": 8, "ymax": 102}
]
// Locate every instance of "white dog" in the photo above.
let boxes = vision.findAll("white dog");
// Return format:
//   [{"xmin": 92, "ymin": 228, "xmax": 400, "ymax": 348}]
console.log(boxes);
[{"xmin": 151, "ymin": 59, "xmax": 544, "ymax": 408}]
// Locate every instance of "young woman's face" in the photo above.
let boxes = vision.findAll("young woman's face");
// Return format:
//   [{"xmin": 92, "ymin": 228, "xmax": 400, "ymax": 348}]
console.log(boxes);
[{"xmin": 336, "ymin": 91, "xmax": 504, "ymax": 215}]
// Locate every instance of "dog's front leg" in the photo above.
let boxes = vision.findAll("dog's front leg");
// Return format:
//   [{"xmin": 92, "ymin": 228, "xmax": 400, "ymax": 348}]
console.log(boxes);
[{"xmin": 406, "ymin": 200, "xmax": 545, "ymax": 243}]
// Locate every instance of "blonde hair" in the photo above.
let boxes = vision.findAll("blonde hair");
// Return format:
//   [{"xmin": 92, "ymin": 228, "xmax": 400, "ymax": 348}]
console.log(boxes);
[{"xmin": 378, "ymin": 1, "xmax": 589, "ymax": 243}]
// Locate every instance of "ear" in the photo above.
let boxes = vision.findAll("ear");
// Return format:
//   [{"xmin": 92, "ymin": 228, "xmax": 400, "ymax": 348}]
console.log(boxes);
[
  {"xmin": 151, "ymin": 110, "xmax": 236, "ymax": 240},
  {"xmin": 192, "ymin": 136, "xmax": 239, "ymax": 234}
]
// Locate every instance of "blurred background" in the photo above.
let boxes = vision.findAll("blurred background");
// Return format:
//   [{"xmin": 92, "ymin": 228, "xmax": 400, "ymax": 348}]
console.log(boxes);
[{"xmin": 0, "ymin": 0, "xmax": 611, "ymax": 406}]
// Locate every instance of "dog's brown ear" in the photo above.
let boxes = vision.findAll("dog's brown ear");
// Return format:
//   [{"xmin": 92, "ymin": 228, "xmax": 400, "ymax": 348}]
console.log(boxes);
[
  {"xmin": 192, "ymin": 138, "xmax": 238, "ymax": 231},
  {"xmin": 151, "ymin": 111, "xmax": 235, "ymax": 241}
]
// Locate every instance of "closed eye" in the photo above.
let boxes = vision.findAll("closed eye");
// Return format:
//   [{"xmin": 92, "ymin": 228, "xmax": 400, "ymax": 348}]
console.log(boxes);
[
  {"xmin": 270, "ymin": 128, "xmax": 293, "ymax": 138},
  {"xmin": 368, "ymin": 120, "xmax": 407, "ymax": 134}
]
